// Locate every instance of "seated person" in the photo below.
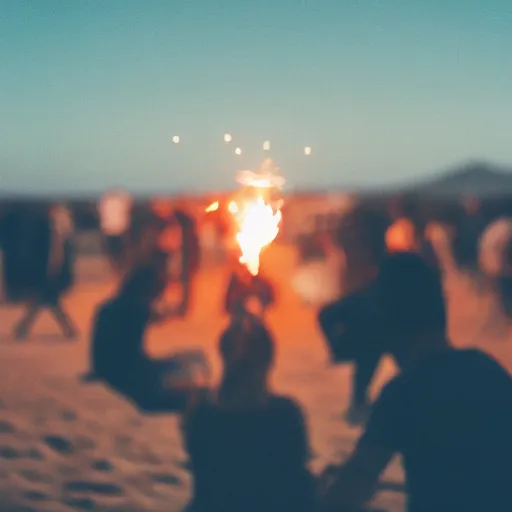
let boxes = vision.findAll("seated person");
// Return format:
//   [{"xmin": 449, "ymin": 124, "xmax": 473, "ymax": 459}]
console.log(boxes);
[
  {"xmin": 90, "ymin": 259, "xmax": 209, "ymax": 412},
  {"xmin": 320, "ymin": 253, "xmax": 512, "ymax": 512},
  {"xmin": 182, "ymin": 315, "xmax": 315, "ymax": 512},
  {"xmin": 224, "ymin": 261, "xmax": 275, "ymax": 319}
]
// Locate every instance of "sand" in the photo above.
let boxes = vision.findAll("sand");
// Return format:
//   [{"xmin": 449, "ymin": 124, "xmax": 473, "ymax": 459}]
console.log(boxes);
[{"xmin": 0, "ymin": 243, "xmax": 510, "ymax": 512}]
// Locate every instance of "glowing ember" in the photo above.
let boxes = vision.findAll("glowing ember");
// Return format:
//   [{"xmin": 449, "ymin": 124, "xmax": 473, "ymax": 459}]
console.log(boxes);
[
  {"xmin": 229, "ymin": 158, "xmax": 284, "ymax": 276},
  {"xmin": 205, "ymin": 201, "xmax": 219, "ymax": 212}
]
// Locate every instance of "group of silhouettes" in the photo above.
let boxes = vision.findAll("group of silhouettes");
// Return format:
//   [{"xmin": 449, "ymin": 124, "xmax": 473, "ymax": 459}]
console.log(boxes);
[{"xmin": 88, "ymin": 199, "xmax": 512, "ymax": 512}]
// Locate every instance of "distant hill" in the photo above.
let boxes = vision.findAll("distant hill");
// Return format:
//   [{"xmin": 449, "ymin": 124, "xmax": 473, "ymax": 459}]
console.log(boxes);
[{"xmin": 405, "ymin": 161, "xmax": 512, "ymax": 197}]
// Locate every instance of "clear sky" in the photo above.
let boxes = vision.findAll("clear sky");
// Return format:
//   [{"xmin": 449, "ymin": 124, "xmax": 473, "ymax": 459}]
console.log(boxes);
[{"xmin": 1, "ymin": 0, "xmax": 511, "ymax": 194}]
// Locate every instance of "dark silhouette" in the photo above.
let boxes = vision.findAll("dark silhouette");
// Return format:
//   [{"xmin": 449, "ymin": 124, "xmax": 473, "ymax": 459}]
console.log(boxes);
[
  {"xmin": 224, "ymin": 262, "xmax": 275, "ymax": 319},
  {"xmin": 321, "ymin": 253, "xmax": 512, "ymax": 512},
  {"xmin": 89, "ymin": 259, "xmax": 209, "ymax": 412},
  {"xmin": 173, "ymin": 205, "xmax": 200, "ymax": 317},
  {"xmin": 6, "ymin": 204, "xmax": 78, "ymax": 340},
  {"xmin": 182, "ymin": 315, "xmax": 315, "ymax": 512},
  {"xmin": 318, "ymin": 205, "xmax": 388, "ymax": 425}
]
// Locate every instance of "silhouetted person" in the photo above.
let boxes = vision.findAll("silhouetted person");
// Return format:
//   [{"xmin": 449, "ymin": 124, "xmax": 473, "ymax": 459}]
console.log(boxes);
[
  {"xmin": 321, "ymin": 253, "xmax": 512, "ymax": 512},
  {"xmin": 452, "ymin": 197, "xmax": 485, "ymax": 273},
  {"xmin": 225, "ymin": 261, "xmax": 275, "ymax": 319},
  {"xmin": 173, "ymin": 204, "xmax": 200, "ymax": 316},
  {"xmin": 12, "ymin": 204, "xmax": 78, "ymax": 340},
  {"xmin": 90, "ymin": 256, "xmax": 209, "ymax": 410},
  {"xmin": 97, "ymin": 188, "xmax": 133, "ymax": 274},
  {"xmin": 182, "ymin": 315, "xmax": 315, "ymax": 512},
  {"xmin": 318, "ymin": 204, "xmax": 388, "ymax": 425}
]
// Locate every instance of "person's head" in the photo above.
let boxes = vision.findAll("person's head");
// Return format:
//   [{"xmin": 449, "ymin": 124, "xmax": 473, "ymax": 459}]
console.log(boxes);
[
  {"xmin": 371, "ymin": 252, "xmax": 448, "ymax": 367},
  {"xmin": 218, "ymin": 315, "xmax": 275, "ymax": 406},
  {"xmin": 117, "ymin": 260, "xmax": 166, "ymax": 306},
  {"xmin": 336, "ymin": 205, "xmax": 388, "ymax": 269}
]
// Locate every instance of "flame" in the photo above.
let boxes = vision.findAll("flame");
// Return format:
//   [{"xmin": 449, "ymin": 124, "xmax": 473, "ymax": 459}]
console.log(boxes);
[
  {"xmin": 229, "ymin": 160, "xmax": 284, "ymax": 276},
  {"xmin": 205, "ymin": 201, "xmax": 219, "ymax": 212}
]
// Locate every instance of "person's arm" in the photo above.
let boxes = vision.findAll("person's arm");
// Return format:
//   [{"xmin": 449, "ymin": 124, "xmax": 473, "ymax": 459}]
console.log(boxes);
[{"xmin": 320, "ymin": 379, "xmax": 405, "ymax": 511}]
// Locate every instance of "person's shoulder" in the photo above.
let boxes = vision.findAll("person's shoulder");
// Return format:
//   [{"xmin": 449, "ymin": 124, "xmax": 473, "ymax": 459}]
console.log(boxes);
[{"xmin": 267, "ymin": 395, "xmax": 306, "ymax": 421}]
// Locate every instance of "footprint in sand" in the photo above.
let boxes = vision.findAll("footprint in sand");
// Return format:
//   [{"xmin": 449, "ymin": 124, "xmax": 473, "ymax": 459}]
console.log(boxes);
[
  {"xmin": 43, "ymin": 435, "xmax": 75, "ymax": 455},
  {"xmin": 0, "ymin": 420, "xmax": 15, "ymax": 433},
  {"xmin": 19, "ymin": 469, "xmax": 54, "ymax": 485},
  {"xmin": 150, "ymin": 472, "xmax": 182, "ymax": 486},
  {"xmin": 64, "ymin": 480, "xmax": 124, "ymax": 497},
  {"xmin": 91, "ymin": 459, "xmax": 114, "ymax": 473},
  {"xmin": 63, "ymin": 497, "xmax": 97, "ymax": 511},
  {"xmin": 0, "ymin": 445, "xmax": 21, "ymax": 459},
  {"xmin": 60, "ymin": 410, "xmax": 78, "ymax": 422},
  {"xmin": 23, "ymin": 490, "xmax": 49, "ymax": 503}
]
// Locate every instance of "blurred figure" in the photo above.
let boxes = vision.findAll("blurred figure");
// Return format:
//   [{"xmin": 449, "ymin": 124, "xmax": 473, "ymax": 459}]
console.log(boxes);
[
  {"xmin": 12, "ymin": 204, "xmax": 78, "ymax": 340},
  {"xmin": 182, "ymin": 315, "xmax": 315, "ymax": 512},
  {"xmin": 97, "ymin": 188, "xmax": 133, "ymax": 274},
  {"xmin": 173, "ymin": 201, "xmax": 200, "ymax": 317},
  {"xmin": 385, "ymin": 196, "xmax": 420, "ymax": 253},
  {"xmin": 321, "ymin": 253, "xmax": 512, "ymax": 512},
  {"xmin": 225, "ymin": 260, "xmax": 276, "ymax": 319},
  {"xmin": 318, "ymin": 204, "xmax": 388, "ymax": 425},
  {"xmin": 452, "ymin": 197, "xmax": 485, "ymax": 274},
  {"xmin": 479, "ymin": 216, "xmax": 512, "ymax": 317},
  {"xmin": 89, "ymin": 258, "xmax": 209, "ymax": 411}
]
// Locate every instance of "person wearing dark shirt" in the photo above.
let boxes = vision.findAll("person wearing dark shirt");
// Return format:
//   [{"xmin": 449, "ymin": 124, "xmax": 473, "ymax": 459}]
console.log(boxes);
[
  {"xmin": 224, "ymin": 261, "xmax": 275, "ymax": 319},
  {"xmin": 10, "ymin": 204, "xmax": 78, "ymax": 340},
  {"xmin": 173, "ymin": 205, "xmax": 200, "ymax": 317},
  {"xmin": 318, "ymin": 205, "xmax": 388, "ymax": 425},
  {"xmin": 90, "ymin": 257, "xmax": 208, "ymax": 411},
  {"xmin": 320, "ymin": 252, "xmax": 512, "ymax": 512},
  {"xmin": 182, "ymin": 315, "xmax": 315, "ymax": 512}
]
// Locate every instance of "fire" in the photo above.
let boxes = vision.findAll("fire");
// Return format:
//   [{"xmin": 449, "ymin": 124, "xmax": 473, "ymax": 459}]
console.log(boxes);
[
  {"xmin": 229, "ymin": 159, "xmax": 284, "ymax": 276},
  {"xmin": 205, "ymin": 201, "xmax": 219, "ymax": 212},
  {"xmin": 234, "ymin": 196, "xmax": 282, "ymax": 275}
]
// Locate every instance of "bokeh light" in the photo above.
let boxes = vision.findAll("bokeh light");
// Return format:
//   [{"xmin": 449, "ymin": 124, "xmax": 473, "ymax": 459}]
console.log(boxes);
[
  {"xmin": 263, "ymin": 140, "xmax": 270, "ymax": 151},
  {"xmin": 224, "ymin": 133, "xmax": 232, "ymax": 143},
  {"xmin": 172, "ymin": 135, "xmax": 180, "ymax": 144},
  {"xmin": 304, "ymin": 146, "xmax": 312, "ymax": 156},
  {"xmin": 235, "ymin": 147, "xmax": 242, "ymax": 156}
]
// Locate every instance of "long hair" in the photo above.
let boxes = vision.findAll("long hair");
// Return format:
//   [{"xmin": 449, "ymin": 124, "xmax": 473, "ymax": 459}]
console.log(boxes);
[{"xmin": 217, "ymin": 314, "xmax": 275, "ymax": 407}]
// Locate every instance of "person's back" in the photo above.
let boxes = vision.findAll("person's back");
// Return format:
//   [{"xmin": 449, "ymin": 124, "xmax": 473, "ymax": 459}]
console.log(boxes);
[
  {"xmin": 321, "ymin": 253, "xmax": 512, "ymax": 512},
  {"xmin": 183, "ymin": 316, "xmax": 315, "ymax": 512},
  {"xmin": 185, "ymin": 395, "xmax": 314, "ymax": 512},
  {"xmin": 91, "ymin": 297, "xmax": 151, "ymax": 388},
  {"xmin": 379, "ymin": 347, "xmax": 512, "ymax": 512}
]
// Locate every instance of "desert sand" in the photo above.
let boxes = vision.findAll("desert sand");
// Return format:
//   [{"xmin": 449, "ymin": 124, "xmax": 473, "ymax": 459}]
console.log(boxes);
[{"xmin": 0, "ymin": 242, "xmax": 511, "ymax": 512}]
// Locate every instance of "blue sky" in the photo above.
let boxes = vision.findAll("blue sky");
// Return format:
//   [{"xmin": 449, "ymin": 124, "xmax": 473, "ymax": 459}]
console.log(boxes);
[{"xmin": 1, "ymin": 0, "xmax": 511, "ymax": 194}]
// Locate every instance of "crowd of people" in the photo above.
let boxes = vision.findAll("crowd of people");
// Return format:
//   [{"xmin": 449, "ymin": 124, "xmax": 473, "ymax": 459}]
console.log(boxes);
[{"xmin": 2, "ymin": 191, "xmax": 512, "ymax": 511}]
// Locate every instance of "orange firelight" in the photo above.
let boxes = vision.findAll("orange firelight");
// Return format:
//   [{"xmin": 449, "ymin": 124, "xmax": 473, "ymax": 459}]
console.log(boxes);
[{"xmin": 229, "ymin": 159, "xmax": 284, "ymax": 276}]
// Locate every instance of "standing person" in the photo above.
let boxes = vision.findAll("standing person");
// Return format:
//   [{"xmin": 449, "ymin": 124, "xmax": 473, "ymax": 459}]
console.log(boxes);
[
  {"xmin": 452, "ymin": 197, "xmax": 485, "ymax": 274},
  {"xmin": 478, "ymin": 216, "xmax": 512, "ymax": 318},
  {"xmin": 320, "ymin": 253, "xmax": 512, "ymax": 512},
  {"xmin": 182, "ymin": 315, "xmax": 315, "ymax": 512},
  {"xmin": 173, "ymin": 201, "xmax": 200, "ymax": 317},
  {"xmin": 317, "ymin": 204, "xmax": 388, "ymax": 425},
  {"xmin": 97, "ymin": 188, "xmax": 133, "ymax": 274},
  {"xmin": 12, "ymin": 204, "xmax": 78, "ymax": 340}
]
